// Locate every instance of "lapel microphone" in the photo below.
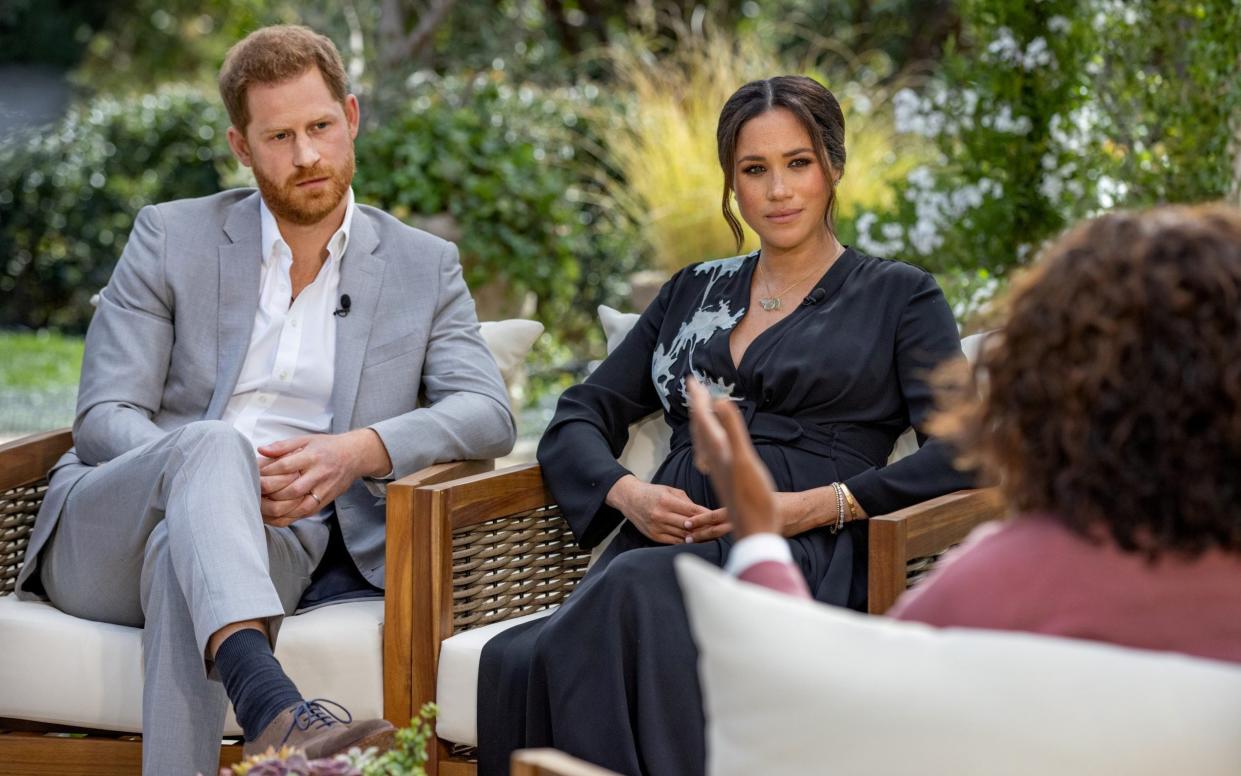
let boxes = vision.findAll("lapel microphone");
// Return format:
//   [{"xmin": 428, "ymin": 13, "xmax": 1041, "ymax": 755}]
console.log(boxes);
[
  {"xmin": 801, "ymin": 287, "xmax": 828, "ymax": 307},
  {"xmin": 334, "ymin": 294, "xmax": 352, "ymax": 317}
]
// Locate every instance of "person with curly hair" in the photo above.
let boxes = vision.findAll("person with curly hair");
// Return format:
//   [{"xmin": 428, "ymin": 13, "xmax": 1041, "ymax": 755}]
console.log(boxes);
[{"xmin": 694, "ymin": 203, "xmax": 1241, "ymax": 664}]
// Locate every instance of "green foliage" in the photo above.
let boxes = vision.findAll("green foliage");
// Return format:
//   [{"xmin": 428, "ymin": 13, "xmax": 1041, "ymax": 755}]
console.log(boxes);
[
  {"xmin": 359, "ymin": 703, "xmax": 438, "ymax": 776},
  {"xmin": 852, "ymin": 0, "xmax": 1241, "ymax": 327},
  {"xmin": 71, "ymin": 0, "xmax": 302, "ymax": 93},
  {"xmin": 354, "ymin": 70, "xmax": 642, "ymax": 343},
  {"xmin": 1085, "ymin": 0, "xmax": 1241, "ymax": 206},
  {"xmin": 0, "ymin": 86, "xmax": 234, "ymax": 331}
]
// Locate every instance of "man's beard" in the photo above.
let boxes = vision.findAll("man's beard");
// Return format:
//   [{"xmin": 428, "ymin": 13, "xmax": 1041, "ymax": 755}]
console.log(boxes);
[{"xmin": 255, "ymin": 147, "xmax": 355, "ymax": 227}]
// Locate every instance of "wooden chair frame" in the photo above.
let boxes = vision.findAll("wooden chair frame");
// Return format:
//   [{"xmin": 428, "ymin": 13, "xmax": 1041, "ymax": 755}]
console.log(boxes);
[
  {"xmin": 0, "ymin": 429, "xmax": 491, "ymax": 776},
  {"xmin": 405, "ymin": 462, "xmax": 1004, "ymax": 776}
]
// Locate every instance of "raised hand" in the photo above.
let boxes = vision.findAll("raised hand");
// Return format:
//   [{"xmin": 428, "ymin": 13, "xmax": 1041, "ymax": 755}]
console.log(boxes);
[{"xmin": 687, "ymin": 377, "xmax": 781, "ymax": 539}]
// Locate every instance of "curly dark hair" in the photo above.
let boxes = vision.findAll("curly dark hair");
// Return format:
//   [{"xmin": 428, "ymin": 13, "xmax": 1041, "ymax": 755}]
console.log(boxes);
[{"xmin": 934, "ymin": 204, "xmax": 1241, "ymax": 559}]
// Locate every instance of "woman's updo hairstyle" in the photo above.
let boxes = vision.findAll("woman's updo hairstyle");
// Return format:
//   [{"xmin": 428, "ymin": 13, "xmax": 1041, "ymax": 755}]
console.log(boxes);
[{"xmin": 716, "ymin": 76, "xmax": 847, "ymax": 251}]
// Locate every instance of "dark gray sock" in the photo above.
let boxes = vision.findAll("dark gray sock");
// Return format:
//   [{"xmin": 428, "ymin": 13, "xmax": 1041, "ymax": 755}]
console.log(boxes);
[{"xmin": 215, "ymin": 627, "xmax": 303, "ymax": 740}]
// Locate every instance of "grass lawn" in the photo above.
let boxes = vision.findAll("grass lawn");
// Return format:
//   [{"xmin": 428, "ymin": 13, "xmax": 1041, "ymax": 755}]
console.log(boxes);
[
  {"xmin": 0, "ymin": 331, "xmax": 83, "ymax": 435},
  {"xmin": 0, "ymin": 330, "xmax": 84, "ymax": 390}
]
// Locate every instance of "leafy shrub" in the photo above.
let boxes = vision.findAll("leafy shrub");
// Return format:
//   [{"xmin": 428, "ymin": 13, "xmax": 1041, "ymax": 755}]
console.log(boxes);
[
  {"xmin": 354, "ymin": 70, "xmax": 642, "ymax": 344},
  {"xmin": 855, "ymin": 0, "xmax": 1241, "ymax": 281},
  {"xmin": 0, "ymin": 85, "xmax": 233, "ymax": 331}
]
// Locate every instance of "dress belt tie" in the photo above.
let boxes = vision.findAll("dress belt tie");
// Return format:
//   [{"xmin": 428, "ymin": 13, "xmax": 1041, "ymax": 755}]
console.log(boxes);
[{"xmin": 669, "ymin": 403, "xmax": 894, "ymax": 467}]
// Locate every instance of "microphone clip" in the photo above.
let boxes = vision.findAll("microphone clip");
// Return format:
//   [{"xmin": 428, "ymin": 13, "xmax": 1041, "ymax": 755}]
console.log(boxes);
[
  {"xmin": 801, "ymin": 288, "xmax": 828, "ymax": 307},
  {"xmin": 334, "ymin": 293, "xmax": 352, "ymax": 317}
]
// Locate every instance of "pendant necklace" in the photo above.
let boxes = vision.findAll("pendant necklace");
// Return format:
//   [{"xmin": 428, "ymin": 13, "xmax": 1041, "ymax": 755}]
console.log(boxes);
[{"xmin": 756, "ymin": 258, "xmax": 827, "ymax": 312}]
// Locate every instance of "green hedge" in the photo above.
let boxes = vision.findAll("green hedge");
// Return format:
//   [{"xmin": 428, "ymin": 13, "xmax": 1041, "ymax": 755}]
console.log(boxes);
[
  {"xmin": 355, "ymin": 71, "xmax": 641, "ymax": 344},
  {"xmin": 0, "ymin": 86, "xmax": 234, "ymax": 331}
]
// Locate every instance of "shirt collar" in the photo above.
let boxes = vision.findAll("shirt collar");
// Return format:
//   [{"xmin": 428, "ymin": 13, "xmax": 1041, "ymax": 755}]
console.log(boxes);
[{"xmin": 259, "ymin": 187, "xmax": 356, "ymax": 266}]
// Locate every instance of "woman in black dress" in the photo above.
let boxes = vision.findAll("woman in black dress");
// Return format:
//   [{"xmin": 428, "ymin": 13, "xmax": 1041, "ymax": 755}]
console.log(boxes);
[{"xmin": 477, "ymin": 75, "xmax": 973, "ymax": 775}]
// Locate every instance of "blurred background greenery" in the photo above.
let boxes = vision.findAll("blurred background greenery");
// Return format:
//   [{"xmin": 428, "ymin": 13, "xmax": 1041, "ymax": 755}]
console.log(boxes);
[{"xmin": 1, "ymin": 0, "xmax": 1239, "ymax": 436}]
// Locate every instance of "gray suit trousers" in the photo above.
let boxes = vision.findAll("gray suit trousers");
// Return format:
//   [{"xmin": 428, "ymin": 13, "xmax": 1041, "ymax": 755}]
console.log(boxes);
[{"xmin": 39, "ymin": 420, "xmax": 323, "ymax": 776}]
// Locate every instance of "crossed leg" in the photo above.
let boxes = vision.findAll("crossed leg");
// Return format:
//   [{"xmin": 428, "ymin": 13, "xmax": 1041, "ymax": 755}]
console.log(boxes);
[{"xmin": 39, "ymin": 420, "xmax": 320, "ymax": 775}]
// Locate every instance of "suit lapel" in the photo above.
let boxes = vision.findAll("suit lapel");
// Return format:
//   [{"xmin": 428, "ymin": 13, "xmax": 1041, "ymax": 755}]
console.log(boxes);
[
  {"xmin": 206, "ymin": 192, "xmax": 263, "ymax": 420},
  {"xmin": 330, "ymin": 209, "xmax": 384, "ymax": 433}
]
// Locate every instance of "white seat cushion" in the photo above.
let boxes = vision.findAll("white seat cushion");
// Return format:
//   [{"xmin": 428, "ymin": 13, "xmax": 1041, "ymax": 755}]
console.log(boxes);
[
  {"xmin": 677, "ymin": 555, "xmax": 1241, "ymax": 776},
  {"xmin": 435, "ymin": 609, "xmax": 554, "ymax": 746},
  {"xmin": 0, "ymin": 595, "xmax": 383, "ymax": 735}
]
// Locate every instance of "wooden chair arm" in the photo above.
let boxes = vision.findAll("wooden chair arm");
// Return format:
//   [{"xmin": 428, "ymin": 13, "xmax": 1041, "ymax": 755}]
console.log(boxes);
[
  {"xmin": 412, "ymin": 462, "xmax": 553, "ymax": 529},
  {"xmin": 390, "ymin": 459, "xmax": 497, "ymax": 491},
  {"xmin": 0, "ymin": 429, "xmax": 73, "ymax": 492},
  {"xmin": 867, "ymin": 487, "xmax": 1005, "ymax": 614},
  {"xmin": 511, "ymin": 749, "xmax": 622, "ymax": 776}
]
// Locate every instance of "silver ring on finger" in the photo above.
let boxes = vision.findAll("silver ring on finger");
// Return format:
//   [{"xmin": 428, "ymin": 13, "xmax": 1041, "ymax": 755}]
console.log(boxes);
[{"xmin": 309, "ymin": 491, "xmax": 322, "ymax": 504}]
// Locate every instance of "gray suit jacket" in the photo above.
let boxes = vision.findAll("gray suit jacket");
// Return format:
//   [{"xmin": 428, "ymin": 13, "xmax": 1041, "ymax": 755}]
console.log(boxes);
[{"xmin": 17, "ymin": 189, "xmax": 515, "ymax": 596}]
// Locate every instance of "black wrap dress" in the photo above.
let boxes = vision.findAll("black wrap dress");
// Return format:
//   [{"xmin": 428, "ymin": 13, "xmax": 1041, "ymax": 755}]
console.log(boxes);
[{"xmin": 477, "ymin": 247, "xmax": 974, "ymax": 775}]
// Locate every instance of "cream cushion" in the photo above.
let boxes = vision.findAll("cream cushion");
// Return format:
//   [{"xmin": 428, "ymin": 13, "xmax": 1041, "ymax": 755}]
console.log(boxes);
[
  {"xmin": 676, "ymin": 555, "xmax": 1241, "ymax": 776},
  {"xmin": 597, "ymin": 305, "xmax": 671, "ymax": 482},
  {"xmin": 479, "ymin": 318, "xmax": 545, "ymax": 387},
  {"xmin": 435, "ymin": 609, "xmax": 553, "ymax": 746},
  {"xmin": 0, "ymin": 596, "xmax": 383, "ymax": 735}
]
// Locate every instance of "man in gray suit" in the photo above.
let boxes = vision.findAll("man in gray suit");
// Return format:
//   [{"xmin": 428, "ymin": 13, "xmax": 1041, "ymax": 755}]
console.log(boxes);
[{"xmin": 14, "ymin": 25, "xmax": 515, "ymax": 774}]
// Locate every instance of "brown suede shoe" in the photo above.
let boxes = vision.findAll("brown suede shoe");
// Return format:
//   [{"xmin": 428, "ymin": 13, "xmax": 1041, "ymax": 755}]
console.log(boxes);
[{"xmin": 242, "ymin": 699, "xmax": 396, "ymax": 759}]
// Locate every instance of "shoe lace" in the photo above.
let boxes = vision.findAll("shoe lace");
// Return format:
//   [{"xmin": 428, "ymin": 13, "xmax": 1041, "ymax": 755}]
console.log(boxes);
[{"xmin": 279, "ymin": 698, "xmax": 354, "ymax": 747}]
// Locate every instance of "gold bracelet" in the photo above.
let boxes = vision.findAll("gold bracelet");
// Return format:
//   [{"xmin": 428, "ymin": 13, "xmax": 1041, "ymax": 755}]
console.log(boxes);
[
  {"xmin": 830, "ymin": 482, "xmax": 846, "ymax": 534},
  {"xmin": 840, "ymin": 482, "xmax": 860, "ymax": 522}
]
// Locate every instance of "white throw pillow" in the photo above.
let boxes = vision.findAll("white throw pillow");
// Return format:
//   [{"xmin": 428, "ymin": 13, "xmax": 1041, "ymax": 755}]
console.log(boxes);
[
  {"xmin": 677, "ymin": 555, "xmax": 1241, "ymax": 776},
  {"xmin": 478, "ymin": 319, "xmax": 544, "ymax": 388},
  {"xmin": 597, "ymin": 305, "xmax": 671, "ymax": 482}
]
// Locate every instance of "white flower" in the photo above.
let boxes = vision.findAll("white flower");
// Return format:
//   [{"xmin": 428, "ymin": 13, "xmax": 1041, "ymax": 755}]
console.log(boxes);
[
  {"xmin": 990, "ymin": 104, "xmax": 1032, "ymax": 135},
  {"xmin": 1047, "ymin": 15, "xmax": 1071, "ymax": 34},
  {"xmin": 1022, "ymin": 37, "xmax": 1054, "ymax": 70},
  {"xmin": 893, "ymin": 88, "xmax": 923, "ymax": 134},
  {"xmin": 1097, "ymin": 175, "xmax": 1129, "ymax": 209},
  {"xmin": 1039, "ymin": 174, "xmax": 1064, "ymax": 201},
  {"xmin": 960, "ymin": 88, "xmax": 979, "ymax": 117},
  {"xmin": 985, "ymin": 27, "xmax": 1022, "ymax": 65}
]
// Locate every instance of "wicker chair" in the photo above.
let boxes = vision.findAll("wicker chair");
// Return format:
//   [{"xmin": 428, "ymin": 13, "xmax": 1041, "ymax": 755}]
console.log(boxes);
[
  {"xmin": 0, "ymin": 428, "xmax": 493, "ymax": 775},
  {"xmin": 0, "ymin": 430, "xmax": 1002, "ymax": 776}
]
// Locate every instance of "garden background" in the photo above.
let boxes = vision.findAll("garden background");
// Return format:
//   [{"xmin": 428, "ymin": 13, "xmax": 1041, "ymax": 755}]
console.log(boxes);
[{"xmin": 2, "ymin": 0, "xmax": 1239, "ymax": 445}]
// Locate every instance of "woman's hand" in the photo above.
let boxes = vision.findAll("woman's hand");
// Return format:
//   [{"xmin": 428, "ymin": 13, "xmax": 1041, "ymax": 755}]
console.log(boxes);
[{"xmin": 605, "ymin": 474, "xmax": 706, "ymax": 544}]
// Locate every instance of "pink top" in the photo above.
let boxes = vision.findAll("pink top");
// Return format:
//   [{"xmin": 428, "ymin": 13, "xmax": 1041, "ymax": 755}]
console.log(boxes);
[{"xmin": 889, "ymin": 515, "xmax": 1241, "ymax": 664}]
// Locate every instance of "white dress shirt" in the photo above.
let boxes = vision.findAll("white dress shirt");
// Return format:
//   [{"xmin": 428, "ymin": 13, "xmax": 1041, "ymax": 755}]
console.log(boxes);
[{"xmin": 221, "ymin": 190, "xmax": 356, "ymax": 518}]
